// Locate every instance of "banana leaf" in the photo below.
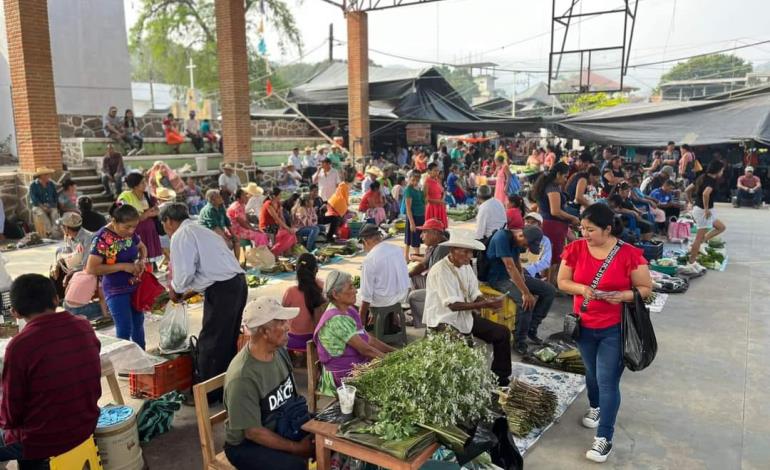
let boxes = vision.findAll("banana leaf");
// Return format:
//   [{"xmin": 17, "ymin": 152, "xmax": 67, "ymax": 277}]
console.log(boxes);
[{"xmin": 338, "ymin": 418, "xmax": 437, "ymax": 460}]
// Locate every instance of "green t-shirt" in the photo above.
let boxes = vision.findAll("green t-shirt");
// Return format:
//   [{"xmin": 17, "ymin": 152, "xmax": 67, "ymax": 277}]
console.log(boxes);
[
  {"xmin": 328, "ymin": 152, "xmax": 343, "ymax": 170},
  {"xmin": 450, "ymin": 148, "xmax": 464, "ymax": 162},
  {"xmin": 198, "ymin": 203, "xmax": 230, "ymax": 230},
  {"xmin": 404, "ymin": 186, "xmax": 426, "ymax": 217},
  {"xmin": 223, "ymin": 347, "xmax": 295, "ymax": 445},
  {"xmin": 318, "ymin": 315, "xmax": 358, "ymax": 357}
]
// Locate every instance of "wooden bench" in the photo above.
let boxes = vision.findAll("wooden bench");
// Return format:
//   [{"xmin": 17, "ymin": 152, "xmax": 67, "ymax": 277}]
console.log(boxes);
[{"xmin": 192, "ymin": 373, "xmax": 236, "ymax": 470}]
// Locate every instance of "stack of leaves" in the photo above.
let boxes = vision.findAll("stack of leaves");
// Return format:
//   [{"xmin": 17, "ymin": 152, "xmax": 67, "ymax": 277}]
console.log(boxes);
[
  {"xmin": 500, "ymin": 379, "xmax": 558, "ymax": 437},
  {"xmin": 697, "ymin": 246, "xmax": 725, "ymax": 270},
  {"xmin": 553, "ymin": 349, "xmax": 586, "ymax": 374},
  {"xmin": 246, "ymin": 275, "xmax": 268, "ymax": 288},
  {"xmin": 346, "ymin": 332, "xmax": 496, "ymax": 440},
  {"xmin": 447, "ymin": 205, "xmax": 478, "ymax": 222}
]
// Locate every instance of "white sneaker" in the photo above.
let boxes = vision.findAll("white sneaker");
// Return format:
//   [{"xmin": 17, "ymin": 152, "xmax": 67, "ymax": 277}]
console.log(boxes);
[
  {"xmin": 586, "ymin": 437, "xmax": 613, "ymax": 463},
  {"xmin": 582, "ymin": 407, "xmax": 600, "ymax": 429},
  {"xmin": 693, "ymin": 261, "xmax": 707, "ymax": 272}
]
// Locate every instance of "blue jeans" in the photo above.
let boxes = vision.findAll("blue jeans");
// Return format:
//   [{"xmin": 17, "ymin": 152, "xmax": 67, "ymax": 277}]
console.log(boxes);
[
  {"xmin": 738, "ymin": 188, "xmax": 763, "ymax": 206},
  {"xmin": 296, "ymin": 225, "xmax": 320, "ymax": 251},
  {"xmin": 577, "ymin": 324, "xmax": 624, "ymax": 440},
  {"xmin": 490, "ymin": 273, "xmax": 556, "ymax": 345},
  {"xmin": 106, "ymin": 293, "xmax": 146, "ymax": 350}
]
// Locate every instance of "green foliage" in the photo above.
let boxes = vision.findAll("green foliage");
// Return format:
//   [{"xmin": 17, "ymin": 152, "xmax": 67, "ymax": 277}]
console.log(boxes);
[
  {"xmin": 129, "ymin": 0, "xmax": 302, "ymax": 97},
  {"xmin": 566, "ymin": 92, "xmax": 628, "ymax": 114},
  {"xmin": 435, "ymin": 66, "xmax": 480, "ymax": 104},
  {"xmin": 659, "ymin": 53, "xmax": 753, "ymax": 84},
  {"xmin": 347, "ymin": 332, "xmax": 497, "ymax": 440}
]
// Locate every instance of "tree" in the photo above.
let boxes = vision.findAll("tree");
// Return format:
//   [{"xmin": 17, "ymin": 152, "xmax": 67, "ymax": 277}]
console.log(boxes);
[
  {"xmin": 565, "ymin": 92, "xmax": 628, "ymax": 114},
  {"xmin": 129, "ymin": 0, "xmax": 302, "ymax": 98},
  {"xmin": 659, "ymin": 53, "xmax": 752, "ymax": 85},
  {"xmin": 435, "ymin": 66, "xmax": 480, "ymax": 104}
]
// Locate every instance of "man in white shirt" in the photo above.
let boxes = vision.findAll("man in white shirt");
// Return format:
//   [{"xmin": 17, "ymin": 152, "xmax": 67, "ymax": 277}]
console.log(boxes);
[
  {"xmin": 185, "ymin": 110, "xmax": 204, "ymax": 153},
  {"xmin": 423, "ymin": 230, "xmax": 509, "ymax": 385},
  {"xmin": 161, "ymin": 203, "xmax": 247, "ymax": 398},
  {"xmin": 475, "ymin": 185, "xmax": 507, "ymax": 240},
  {"xmin": 287, "ymin": 147, "xmax": 303, "ymax": 170},
  {"xmin": 358, "ymin": 224, "xmax": 409, "ymax": 344},
  {"xmin": 218, "ymin": 164, "xmax": 241, "ymax": 202},
  {"xmin": 301, "ymin": 146, "xmax": 317, "ymax": 182},
  {"xmin": 312, "ymin": 158, "xmax": 341, "ymax": 201},
  {"xmin": 278, "ymin": 164, "xmax": 302, "ymax": 191}
]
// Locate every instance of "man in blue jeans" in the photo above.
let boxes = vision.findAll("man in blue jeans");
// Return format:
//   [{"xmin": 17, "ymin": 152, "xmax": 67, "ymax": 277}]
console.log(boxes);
[{"xmin": 485, "ymin": 225, "xmax": 556, "ymax": 354}]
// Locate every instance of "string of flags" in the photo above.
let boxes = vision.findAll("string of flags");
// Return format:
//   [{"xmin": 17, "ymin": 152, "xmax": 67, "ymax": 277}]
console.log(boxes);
[{"xmin": 257, "ymin": 0, "xmax": 272, "ymax": 96}]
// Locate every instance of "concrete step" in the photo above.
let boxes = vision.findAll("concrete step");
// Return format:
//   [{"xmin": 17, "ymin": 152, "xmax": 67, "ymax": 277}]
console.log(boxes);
[
  {"xmin": 77, "ymin": 184, "xmax": 104, "ymax": 193},
  {"xmin": 71, "ymin": 175, "xmax": 101, "ymax": 185},
  {"xmin": 67, "ymin": 166, "xmax": 97, "ymax": 177}
]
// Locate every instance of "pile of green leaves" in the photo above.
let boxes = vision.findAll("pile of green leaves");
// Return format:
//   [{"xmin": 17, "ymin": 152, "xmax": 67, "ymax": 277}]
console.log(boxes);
[
  {"xmin": 697, "ymin": 246, "xmax": 725, "ymax": 270},
  {"xmin": 347, "ymin": 333, "xmax": 496, "ymax": 440}
]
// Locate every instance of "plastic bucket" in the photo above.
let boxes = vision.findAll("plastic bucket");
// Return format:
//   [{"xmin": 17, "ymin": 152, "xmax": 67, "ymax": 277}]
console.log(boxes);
[
  {"xmin": 94, "ymin": 406, "xmax": 144, "ymax": 470},
  {"xmin": 195, "ymin": 156, "xmax": 208, "ymax": 172}
]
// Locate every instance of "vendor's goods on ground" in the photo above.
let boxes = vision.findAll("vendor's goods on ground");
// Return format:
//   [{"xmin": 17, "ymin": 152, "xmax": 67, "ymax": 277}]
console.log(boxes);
[
  {"xmin": 447, "ymin": 205, "xmax": 477, "ymax": 221},
  {"xmin": 246, "ymin": 274, "xmax": 268, "ymax": 288},
  {"xmin": 499, "ymin": 379, "xmax": 558, "ymax": 437},
  {"xmin": 346, "ymin": 332, "xmax": 496, "ymax": 440}
]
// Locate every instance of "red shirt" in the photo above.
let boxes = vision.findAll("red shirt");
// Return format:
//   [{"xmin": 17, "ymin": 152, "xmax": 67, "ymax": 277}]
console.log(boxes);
[
  {"xmin": 358, "ymin": 190, "xmax": 382, "ymax": 212},
  {"xmin": 259, "ymin": 199, "xmax": 277, "ymax": 230},
  {"xmin": 0, "ymin": 312, "xmax": 101, "ymax": 459},
  {"xmin": 562, "ymin": 239, "xmax": 647, "ymax": 329},
  {"xmin": 506, "ymin": 208, "xmax": 524, "ymax": 230}
]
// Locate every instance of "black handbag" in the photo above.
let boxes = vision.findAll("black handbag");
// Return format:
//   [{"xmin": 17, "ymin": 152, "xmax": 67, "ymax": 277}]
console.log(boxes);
[
  {"xmin": 622, "ymin": 287, "xmax": 658, "ymax": 371},
  {"xmin": 564, "ymin": 241, "xmax": 624, "ymax": 340}
]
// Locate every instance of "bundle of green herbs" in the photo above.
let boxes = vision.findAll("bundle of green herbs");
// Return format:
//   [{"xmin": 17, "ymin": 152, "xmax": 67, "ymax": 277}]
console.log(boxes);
[
  {"xmin": 346, "ymin": 332, "xmax": 497, "ymax": 440},
  {"xmin": 500, "ymin": 379, "xmax": 557, "ymax": 437}
]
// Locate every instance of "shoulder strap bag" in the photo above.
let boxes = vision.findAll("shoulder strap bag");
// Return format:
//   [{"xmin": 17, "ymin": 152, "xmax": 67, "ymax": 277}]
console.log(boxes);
[{"xmin": 564, "ymin": 241, "xmax": 624, "ymax": 341}]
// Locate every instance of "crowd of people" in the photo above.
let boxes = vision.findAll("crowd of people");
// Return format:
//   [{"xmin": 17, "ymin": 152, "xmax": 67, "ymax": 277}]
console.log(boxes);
[{"xmin": 4, "ymin": 133, "xmax": 760, "ymax": 469}]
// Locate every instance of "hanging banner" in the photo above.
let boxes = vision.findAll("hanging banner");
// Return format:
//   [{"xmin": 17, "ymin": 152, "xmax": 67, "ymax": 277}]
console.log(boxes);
[{"xmin": 406, "ymin": 123, "xmax": 431, "ymax": 145}]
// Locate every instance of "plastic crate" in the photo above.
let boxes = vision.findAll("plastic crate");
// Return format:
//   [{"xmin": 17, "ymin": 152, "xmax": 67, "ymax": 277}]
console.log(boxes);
[
  {"xmin": 650, "ymin": 261, "xmax": 678, "ymax": 276},
  {"xmin": 129, "ymin": 354, "xmax": 193, "ymax": 399}
]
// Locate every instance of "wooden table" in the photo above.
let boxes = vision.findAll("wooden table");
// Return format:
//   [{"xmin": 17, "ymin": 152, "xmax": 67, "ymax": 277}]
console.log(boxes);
[{"xmin": 302, "ymin": 420, "xmax": 439, "ymax": 470}]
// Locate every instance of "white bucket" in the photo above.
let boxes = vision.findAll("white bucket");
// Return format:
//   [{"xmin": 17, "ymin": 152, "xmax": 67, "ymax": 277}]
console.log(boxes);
[
  {"xmin": 94, "ymin": 406, "xmax": 144, "ymax": 470},
  {"xmin": 195, "ymin": 156, "xmax": 208, "ymax": 172}
]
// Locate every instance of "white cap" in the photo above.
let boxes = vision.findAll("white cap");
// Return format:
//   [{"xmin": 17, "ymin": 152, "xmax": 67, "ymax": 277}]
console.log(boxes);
[
  {"xmin": 242, "ymin": 297, "xmax": 299, "ymax": 330},
  {"xmin": 745, "ymin": 166, "xmax": 755, "ymax": 173},
  {"xmin": 524, "ymin": 212, "xmax": 544, "ymax": 224}
]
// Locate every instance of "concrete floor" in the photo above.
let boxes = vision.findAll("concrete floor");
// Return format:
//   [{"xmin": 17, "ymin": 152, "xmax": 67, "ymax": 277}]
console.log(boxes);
[{"xmin": 2, "ymin": 204, "xmax": 768, "ymax": 469}]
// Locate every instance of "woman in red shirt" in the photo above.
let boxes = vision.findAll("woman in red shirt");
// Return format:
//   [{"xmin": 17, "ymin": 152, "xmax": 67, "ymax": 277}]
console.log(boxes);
[
  {"xmin": 557, "ymin": 203, "xmax": 652, "ymax": 464},
  {"xmin": 423, "ymin": 163, "xmax": 448, "ymax": 227},
  {"xmin": 358, "ymin": 180, "xmax": 386, "ymax": 225}
]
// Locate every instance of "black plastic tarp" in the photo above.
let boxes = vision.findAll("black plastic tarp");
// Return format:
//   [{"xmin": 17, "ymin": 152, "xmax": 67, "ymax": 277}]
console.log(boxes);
[{"xmin": 547, "ymin": 91, "xmax": 770, "ymax": 146}]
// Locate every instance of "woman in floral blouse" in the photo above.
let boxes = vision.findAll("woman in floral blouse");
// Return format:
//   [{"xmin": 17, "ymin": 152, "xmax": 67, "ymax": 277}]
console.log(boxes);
[
  {"xmin": 86, "ymin": 204, "xmax": 148, "ymax": 348},
  {"xmin": 292, "ymin": 194, "xmax": 322, "ymax": 251},
  {"xmin": 226, "ymin": 188, "xmax": 269, "ymax": 248}
]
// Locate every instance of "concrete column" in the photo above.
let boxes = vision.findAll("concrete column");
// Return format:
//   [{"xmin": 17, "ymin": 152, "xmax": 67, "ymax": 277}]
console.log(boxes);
[
  {"xmin": 4, "ymin": 0, "xmax": 62, "ymax": 173},
  {"xmin": 346, "ymin": 11, "xmax": 370, "ymax": 159},
  {"xmin": 215, "ymin": 0, "xmax": 252, "ymax": 164}
]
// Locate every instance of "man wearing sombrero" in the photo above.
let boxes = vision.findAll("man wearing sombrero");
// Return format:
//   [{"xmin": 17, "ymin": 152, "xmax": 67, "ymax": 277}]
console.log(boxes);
[{"xmin": 29, "ymin": 167, "xmax": 61, "ymax": 238}]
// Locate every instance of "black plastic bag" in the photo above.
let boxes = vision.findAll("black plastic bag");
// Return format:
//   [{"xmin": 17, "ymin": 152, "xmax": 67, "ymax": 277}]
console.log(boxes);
[
  {"xmin": 622, "ymin": 288, "xmax": 658, "ymax": 371},
  {"xmin": 488, "ymin": 415, "xmax": 524, "ymax": 470}
]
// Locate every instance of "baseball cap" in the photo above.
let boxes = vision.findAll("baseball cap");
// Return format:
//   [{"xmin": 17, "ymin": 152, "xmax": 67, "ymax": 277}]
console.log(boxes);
[
  {"xmin": 58, "ymin": 212, "xmax": 82, "ymax": 228},
  {"xmin": 522, "ymin": 225, "xmax": 543, "ymax": 254},
  {"xmin": 358, "ymin": 223, "xmax": 381, "ymax": 240},
  {"xmin": 416, "ymin": 218, "xmax": 445, "ymax": 231},
  {"xmin": 523, "ymin": 212, "xmax": 543, "ymax": 224},
  {"xmin": 746, "ymin": 166, "xmax": 755, "ymax": 173},
  {"xmin": 242, "ymin": 297, "xmax": 299, "ymax": 330}
]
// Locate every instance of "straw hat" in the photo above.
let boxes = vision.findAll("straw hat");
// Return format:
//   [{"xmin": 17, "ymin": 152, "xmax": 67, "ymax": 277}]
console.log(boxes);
[
  {"xmin": 440, "ymin": 230, "xmax": 486, "ymax": 251},
  {"xmin": 34, "ymin": 167, "xmax": 55, "ymax": 177},
  {"xmin": 155, "ymin": 187, "xmax": 177, "ymax": 201},
  {"xmin": 243, "ymin": 182, "xmax": 264, "ymax": 197},
  {"xmin": 365, "ymin": 166, "xmax": 383, "ymax": 178},
  {"xmin": 222, "ymin": 163, "xmax": 234, "ymax": 171},
  {"xmin": 304, "ymin": 146, "xmax": 313, "ymax": 152}
]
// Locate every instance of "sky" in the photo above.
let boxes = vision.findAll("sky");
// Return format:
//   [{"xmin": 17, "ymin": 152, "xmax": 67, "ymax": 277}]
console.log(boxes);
[{"xmin": 123, "ymin": 0, "xmax": 770, "ymax": 95}]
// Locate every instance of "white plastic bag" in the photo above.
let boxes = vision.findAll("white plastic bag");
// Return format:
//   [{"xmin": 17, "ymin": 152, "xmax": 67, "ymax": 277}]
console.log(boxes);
[
  {"xmin": 159, "ymin": 302, "xmax": 189, "ymax": 354},
  {"xmin": 0, "ymin": 254, "xmax": 12, "ymax": 292},
  {"xmin": 245, "ymin": 245, "xmax": 276, "ymax": 270}
]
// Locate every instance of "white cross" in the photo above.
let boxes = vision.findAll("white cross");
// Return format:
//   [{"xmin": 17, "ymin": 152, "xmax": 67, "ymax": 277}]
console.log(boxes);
[{"xmin": 186, "ymin": 56, "xmax": 197, "ymax": 90}]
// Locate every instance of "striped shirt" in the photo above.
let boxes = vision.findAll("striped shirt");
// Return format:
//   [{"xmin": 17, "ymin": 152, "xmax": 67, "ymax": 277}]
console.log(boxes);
[{"xmin": 0, "ymin": 312, "xmax": 101, "ymax": 459}]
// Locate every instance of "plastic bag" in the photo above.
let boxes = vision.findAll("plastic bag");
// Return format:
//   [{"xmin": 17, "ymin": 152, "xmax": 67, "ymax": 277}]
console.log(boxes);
[
  {"xmin": 245, "ymin": 245, "xmax": 276, "ymax": 270},
  {"xmin": 159, "ymin": 302, "xmax": 189, "ymax": 354},
  {"xmin": 0, "ymin": 254, "xmax": 12, "ymax": 292},
  {"xmin": 622, "ymin": 288, "xmax": 658, "ymax": 371},
  {"xmin": 131, "ymin": 269, "xmax": 165, "ymax": 312}
]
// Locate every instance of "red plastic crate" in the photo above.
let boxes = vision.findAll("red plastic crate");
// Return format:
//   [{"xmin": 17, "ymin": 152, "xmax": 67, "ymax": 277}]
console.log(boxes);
[{"xmin": 129, "ymin": 354, "xmax": 193, "ymax": 399}]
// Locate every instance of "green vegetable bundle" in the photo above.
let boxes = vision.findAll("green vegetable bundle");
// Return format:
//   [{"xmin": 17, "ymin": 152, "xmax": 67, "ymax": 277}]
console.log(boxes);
[
  {"xmin": 447, "ymin": 206, "xmax": 477, "ymax": 222},
  {"xmin": 553, "ymin": 349, "xmax": 586, "ymax": 374},
  {"xmin": 346, "ymin": 332, "xmax": 496, "ymax": 440},
  {"xmin": 500, "ymin": 379, "xmax": 557, "ymax": 437},
  {"xmin": 352, "ymin": 275, "xmax": 361, "ymax": 289},
  {"xmin": 246, "ymin": 275, "xmax": 268, "ymax": 288}
]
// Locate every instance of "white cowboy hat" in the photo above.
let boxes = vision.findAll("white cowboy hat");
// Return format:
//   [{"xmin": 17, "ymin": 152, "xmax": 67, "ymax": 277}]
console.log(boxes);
[
  {"xmin": 155, "ymin": 187, "xmax": 177, "ymax": 201},
  {"xmin": 440, "ymin": 229, "xmax": 486, "ymax": 251},
  {"xmin": 243, "ymin": 182, "xmax": 264, "ymax": 197}
]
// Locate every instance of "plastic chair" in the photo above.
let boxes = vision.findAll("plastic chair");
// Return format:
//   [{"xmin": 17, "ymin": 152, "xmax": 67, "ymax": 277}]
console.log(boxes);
[
  {"xmin": 371, "ymin": 305, "xmax": 407, "ymax": 346},
  {"xmin": 49, "ymin": 435, "xmax": 102, "ymax": 470}
]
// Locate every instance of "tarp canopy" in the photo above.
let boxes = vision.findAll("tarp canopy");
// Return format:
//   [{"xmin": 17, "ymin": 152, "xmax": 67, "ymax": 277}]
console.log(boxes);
[{"xmin": 547, "ymin": 89, "xmax": 770, "ymax": 147}]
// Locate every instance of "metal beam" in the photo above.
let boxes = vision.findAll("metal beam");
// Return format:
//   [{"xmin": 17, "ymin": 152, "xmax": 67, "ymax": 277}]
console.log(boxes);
[{"xmin": 320, "ymin": 0, "xmax": 447, "ymax": 12}]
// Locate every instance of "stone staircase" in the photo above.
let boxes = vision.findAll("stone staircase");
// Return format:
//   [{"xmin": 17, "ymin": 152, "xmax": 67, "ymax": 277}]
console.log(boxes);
[{"xmin": 67, "ymin": 166, "xmax": 114, "ymax": 214}]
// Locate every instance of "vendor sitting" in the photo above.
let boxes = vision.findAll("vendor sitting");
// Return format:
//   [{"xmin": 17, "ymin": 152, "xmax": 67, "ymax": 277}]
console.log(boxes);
[
  {"xmin": 313, "ymin": 270, "xmax": 395, "ymax": 393},
  {"xmin": 358, "ymin": 180, "xmax": 386, "ymax": 225},
  {"xmin": 423, "ymin": 230, "xmax": 509, "ymax": 386},
  {"xmin": 199, "ymin": 189, "xmax": 240, "ymax": 260},
  {"xmin": 736, "ymin": 166, "xmax": 763, "ymax": 208},
  {"xmin": 223, "ymin": 297, "xmax": 314, "ymax": 470}
]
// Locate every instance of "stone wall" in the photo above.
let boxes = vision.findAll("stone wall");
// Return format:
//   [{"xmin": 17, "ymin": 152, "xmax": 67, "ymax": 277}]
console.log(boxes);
[
  {"xmin": 59, "ymin": 114, "xmax": 319, "ymax": 139},
  {"xmin": 0, "ymin": 172, "xmax": 27, "ymax": 224}
]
